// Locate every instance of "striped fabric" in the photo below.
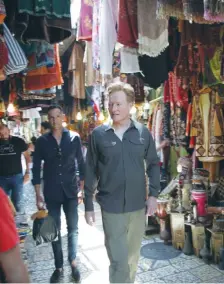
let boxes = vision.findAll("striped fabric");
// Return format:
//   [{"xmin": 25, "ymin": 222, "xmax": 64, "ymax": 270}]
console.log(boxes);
[{"xmin": 3, "ymin": 23, "xmax": 28, "ymax": 75}]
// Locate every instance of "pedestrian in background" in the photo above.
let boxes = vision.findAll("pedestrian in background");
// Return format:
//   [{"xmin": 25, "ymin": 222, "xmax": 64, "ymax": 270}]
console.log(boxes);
[
  {"xmin": 32, "ymin": 105, "xmax": 85, "ymax": 283},
  {"xmin": 84, "ymin": 82, "xmax": 160, "ymax": 283},
  {"xmin": 0, "ymin": 124, "xmax": 30, "ymax": 213}
]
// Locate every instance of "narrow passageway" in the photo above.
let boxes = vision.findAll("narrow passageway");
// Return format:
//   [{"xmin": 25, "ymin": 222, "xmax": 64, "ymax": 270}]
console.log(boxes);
[{"xmin": 23, "ymin": 182, "xmax": 224, "ymax": 284}]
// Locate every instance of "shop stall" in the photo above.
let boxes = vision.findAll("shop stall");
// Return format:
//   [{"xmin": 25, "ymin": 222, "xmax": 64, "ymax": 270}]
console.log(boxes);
[{"xmin": 1, "ymin": 0, "xmax": 224, "ymax": 269}]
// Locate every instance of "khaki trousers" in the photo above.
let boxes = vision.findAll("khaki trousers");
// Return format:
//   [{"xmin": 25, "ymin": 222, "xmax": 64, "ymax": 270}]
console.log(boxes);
[{"xmin": 102, "ymin": 208, "xmax": 145, "ymax": 283}]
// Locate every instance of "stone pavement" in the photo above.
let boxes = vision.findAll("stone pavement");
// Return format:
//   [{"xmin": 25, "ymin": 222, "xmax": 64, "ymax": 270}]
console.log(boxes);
[{"xmin": 23, "ymin": 182, "xmax": 224, "ymax": 283}]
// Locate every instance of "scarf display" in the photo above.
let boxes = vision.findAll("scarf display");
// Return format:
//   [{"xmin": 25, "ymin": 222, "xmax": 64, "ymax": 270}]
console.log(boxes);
[
  {"xmin": 204, "ymin": 0, "xmax": 224, "ymax": 22},
  {"xmin": 182, "ymin": 0, "xmax": 209, "ymax": 24},
  {"xmin": 157, "ymin": 0, "xmax": 184, "ymax": 20},
  {"xmin": 78, "ymin": 0, "xmax": 93, "ymax": 41},
  {"xmin": 117, "ymin": 0, "xmax": 138, "ymax": 48},
  {"xmin": 137, "ymin": 0, "xmax": 169, "ymax": 57},
  {"xmin": 191, "ymin": 88, "xmax": 224, "ymax": 162}
]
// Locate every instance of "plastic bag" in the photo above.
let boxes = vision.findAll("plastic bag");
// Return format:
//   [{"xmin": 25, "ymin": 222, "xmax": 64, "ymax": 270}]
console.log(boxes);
[{"xmin": 32, "ymin": 215, "xmax": 58, "ymax": 246}]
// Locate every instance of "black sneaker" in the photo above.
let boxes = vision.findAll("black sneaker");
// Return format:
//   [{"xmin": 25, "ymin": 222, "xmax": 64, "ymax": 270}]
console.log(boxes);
[
  {"xmin": 71, "ymin": 266, "xmax": 81, "ymax": 283},
  {"xmin": 50, "ymin": 269, "xmax": 64, "ymax": 283}
]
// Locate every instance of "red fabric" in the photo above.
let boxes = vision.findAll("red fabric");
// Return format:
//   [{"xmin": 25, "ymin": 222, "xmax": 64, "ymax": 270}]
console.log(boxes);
[
  {"xmin": 117, "ymin": 0, "xmax": 138, "ymax": 48},
  {"xmin": 0, "ymin": 188, "xmax": 19, "ymax": 253},
  {"xmin": 163, "ymin": 80, "xmax": 170, "ymax": 103}
]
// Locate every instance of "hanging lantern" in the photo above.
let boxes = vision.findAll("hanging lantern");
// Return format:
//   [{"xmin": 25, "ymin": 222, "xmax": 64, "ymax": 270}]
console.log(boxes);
[
  {"xmin": 98, "ymin": 112, "xmax": 105, "ymax": 121},
  {"xmin": 130, "ymin": 105, "xmax": 137, "ymax": 115},
  {"xmin": 76, "ymin": 111, "xmax": 82, "ymax": 121},
  {"xmin": 7, "ymin": 103, "xmax": 15, "ymax": 113}
]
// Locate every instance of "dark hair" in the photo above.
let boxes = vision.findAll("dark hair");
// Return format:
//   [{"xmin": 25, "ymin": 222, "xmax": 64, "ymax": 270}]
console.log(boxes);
[
  {"xmin": 31, "ymin": 136, "xmax": 37, "ymax": 145},
  {"xmin": 41, "ymin": 121, "xmax": 51, "ymax": 130},
  {"xmin": 47, "ymin": 104, "xmax": 63, "ymax": 113}
]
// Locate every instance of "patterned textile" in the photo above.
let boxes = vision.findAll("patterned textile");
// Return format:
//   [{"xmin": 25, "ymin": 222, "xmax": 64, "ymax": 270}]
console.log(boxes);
[
  {"xmin": 78, "ymin": 0, "xmax": 93, "ymax": 41},
  {"xmin": 169, "ymin": 72, "xmax": 188, "ymax": 146},
  {"xmin": 68, "ymin": 43, "xmax": 85, "ymax": 99},
  {"xmin": 191, "ymin": 88, "xmax": 224, "ymax": 162},
  {"xmin": 20, "ymin": 42, "xmax": 55, "ymax": 72},
  {"xmin": 3, "ymin": 24, "xmax": 28, "ymax": 75},
  {"xmin": 162, "ymin": 80, "xmax": 171, "ymax": 140},
  {"xmin": 117, "ymin": 0, "xmax": 138, "ymax": 48},
  {"xmin": 0, "ymin": 35, "xmax": 8, "ymax": 69},
  {"xmin": 137, "ymin": 0, "xmax": 168, "ymax": 57},
  {"xmin": 0, "ymin": 0, "xmax": 6, "ymax": 24},
  {"xmin": 156, "ymin": 0, "xmax": 184, "ymax": 20},
  {"xmin": 216, "ymin": 177, "xmax": 224, "ymax": 200},
  {"xmin": 18, "ymin": 0, "xmax": 70, "ymax": 18}
]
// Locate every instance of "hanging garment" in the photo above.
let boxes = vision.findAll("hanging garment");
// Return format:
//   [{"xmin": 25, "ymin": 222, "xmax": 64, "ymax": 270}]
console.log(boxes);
[
  {"xmin": 83, "ymin": 41, "xmax": 96, "ymax": 86},
  {"xmin": 22, "ymin": 108, "xmax": 41, "ymax": 119},
  {"xmin": 137, "ymin": 0, "xmax": 168, "ymax": 57},
  {"xmin": 78, "ymin": 0, "xmax": 93, "ymax": 41},
  {"xmin": 99, "ymin": 0, "xmax": 118, "ymax": 75},
  {"xmin": 0, "ymin": 34, "xmax": 8, "ymax": 69},
  {"xmin": 20, "ymin": 42, "xmax": 55, "ymax": 72},
  {"xmin": 92, "ymin": 0, "xmax": 100, "ymax": 70},
  {"xmin": 156, "ymin": 0, "xmax": 184, "ymax": 20},
  {"xmin": 125, "ymin": 74, "xmax": 145, "ymax": 103},
  {"xmin": 68, "ymin": 43, "xmax": 85, "ymax": 99},
  {"xmin": 204, "ymin": 0, "xmax": 224, "ymax": 22},
  {"xmin": 138, "ymin": 47, "xmax": 170, "ymax": 89},
  {"xmin": 25, "ymin": 45, "xmax": 63, "ymax": 91},
  {"xmin": 191, "ymin": 88, "xmax": 224, "ymax": 162},
  {"xmin": 168, "ymin": 72, "xmax": 188, "ymax": 146},
  {"xmin": 120, "ymin": 47, "xmax": 140, "ymax": 74},
  {"xmin": 0, "ymin": 0, "xmax": 6, "ymax": 24},
  {"xmin": 5, "ymin": 0, "xmax": 71, "ymax": 44},
  {"xmin": 3, "ymin": 24, "xmax": 28, "ymax": 75},
  {"xmin": 162, "ymin": 81, "xmax": 171, "ymax": 140},
  {"xmin": 117, "ymin": 0, "xmax": 138, "ymax": 48}
]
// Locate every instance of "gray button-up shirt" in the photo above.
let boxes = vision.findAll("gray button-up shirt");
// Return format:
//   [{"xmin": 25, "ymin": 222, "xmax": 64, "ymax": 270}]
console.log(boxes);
[{"xmin": 84, "ymin": 120, "xmax": 160, "ymax": 213}]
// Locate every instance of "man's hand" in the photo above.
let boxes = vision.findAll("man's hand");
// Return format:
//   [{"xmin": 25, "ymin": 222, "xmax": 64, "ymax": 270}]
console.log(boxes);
[
  {"xmin": 77, "ymin": 190, "xmax": 84, "ymax": 205},
  {"xmin": 146, "ymin": 196, "xmax": 157, "ymax": 216},
  {"xmin": 23, "ymin": 173, "xmax": 30, "ymax": 184},
  {"xmin": 36, "ymin": 194, "xmax": 45, "ymax": 210},
  {"xmin": 85, "ymin": 211, "xmax": 95, "ymax": 226},
  {"xmin": 79, "ymin": 180, "xmax": 84, "ymax": 191}
]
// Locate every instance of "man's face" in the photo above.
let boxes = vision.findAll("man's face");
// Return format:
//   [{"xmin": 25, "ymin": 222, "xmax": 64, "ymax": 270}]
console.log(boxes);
[
  {"xmin": 0, "ymin": 126, "xmax": 10, "ymax": 141},
  {"xmin": 48, "ymin": 108, "xmax": 64, "ymax": 130},
  {"xmin": 108, "ymin": 91, "xmax": 132, "ymax": 124}
]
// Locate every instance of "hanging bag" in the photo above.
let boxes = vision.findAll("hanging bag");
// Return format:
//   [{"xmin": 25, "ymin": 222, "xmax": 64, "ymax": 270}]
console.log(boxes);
[
  {"xmin": 32, "ymin": 214, "xmax": 58, "ymax": 246},
  {"xmin": 3, "ymin": 23, "xmax": 28, "ymax": 75}
]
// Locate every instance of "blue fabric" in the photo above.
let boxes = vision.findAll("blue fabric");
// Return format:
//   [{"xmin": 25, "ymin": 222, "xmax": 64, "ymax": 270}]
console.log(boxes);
[
  {"xmin": 32, "ymin": 128, "xmax": 85, "ymax": 203},
  {"xmin": 47, "ymin": 198, "xmax": 78, "ymax": 268},
  {"xmin": 0, "ymin": 173, "xmax": 24, "ymax": 212}
]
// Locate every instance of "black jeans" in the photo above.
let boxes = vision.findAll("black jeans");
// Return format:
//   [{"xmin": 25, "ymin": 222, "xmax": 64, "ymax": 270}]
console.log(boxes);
[{"xmin": 46, "ymin": 198, "xmax": 78, "ymax": 269}]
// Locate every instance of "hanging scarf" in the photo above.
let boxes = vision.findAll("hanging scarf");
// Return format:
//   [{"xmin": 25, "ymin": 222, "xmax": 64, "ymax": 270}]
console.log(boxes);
[
  {"xmin": 78, "ymin": 0, "xmax": 93, "ymax": 41},
  {"xmin": 156, "ymin": 0, "xmax": 184, "ymax": 20},
  {"xmin": 117, "ymin": 0, "xmax": 138, "ymax": 48},
  {"xmin": 137, "ymin": 0, "xmax": 168, "ymax": 57}
]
